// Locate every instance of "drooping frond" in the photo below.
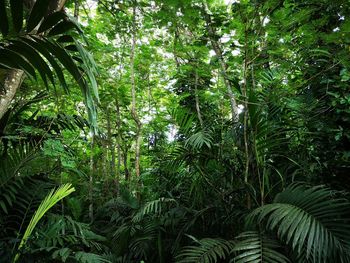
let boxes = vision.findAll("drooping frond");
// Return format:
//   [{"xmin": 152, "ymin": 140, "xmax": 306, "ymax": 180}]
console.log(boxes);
[
  {"xmin": 248, "ymin": 184, "xmax": 350, "ymax": 262},
  {"xmin": 0, "ymin": 0, "xmax": 98, "ymax": 130},
  {"xmin": 170, "ymin": 107, "xmax": 195, "ymax": 135}
]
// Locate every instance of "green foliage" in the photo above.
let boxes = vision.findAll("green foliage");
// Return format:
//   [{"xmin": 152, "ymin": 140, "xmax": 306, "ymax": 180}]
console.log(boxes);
[
  {"xmin": 28, "ymin": 214, "xmax": 109, "ymax": 263},
  {"xmin": 0, "ymin": 0, "xmax": 98, "ymax": 130},
  {"xmin": 232, "ymin": 232, "xmax": 289, "ymax": 263},
  {"xmin": 133, "ymin": 197, "xmax": 177, "ymax": 222},
  {"xmin": 176, "ymin": 236, "xmax": 235, "ymax": 263},
  {"xmin": 0, "ymin": 143, "xmax": 39, "ymax": 214},
  {"xmin": 14, "ymin": 183, "xmax": 75, "ymax": 262},
  {"xmin": 248, "ymin": 184, "xmax": 350, "ymax": 262}
]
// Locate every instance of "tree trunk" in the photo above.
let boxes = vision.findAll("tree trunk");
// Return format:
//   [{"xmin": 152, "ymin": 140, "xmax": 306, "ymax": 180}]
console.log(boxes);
[
  {"xmin": 130, "ymin": 3, "xmax": 142, "ymax": 178},
  {"xmin": 115, "ymin": 98, "xmax": 122, "ymax": 180},
  {"xmin": 123, "ymin": 148, "xmax": 129, "ymax": 181},
  {"xmin": 89, "ymin": 135, "xmax": 95, "ymax": 222},
  {"xmin": 106, "ymin": 107, "xmax": 116, "ymax": 178},
  {"xmin": 0, "ymin": 70, "xmax": 25, "ymax": 120},
  {"xmin": 194, "ymin": 69, "xmax": 204, "ymax": 128},
  {"xmin": 74, "ymin": 0, "xmax": 79, "ymax": 18}
]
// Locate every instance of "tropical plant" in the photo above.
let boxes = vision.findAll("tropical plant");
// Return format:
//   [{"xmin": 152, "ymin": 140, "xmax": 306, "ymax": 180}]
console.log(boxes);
[
  {"xmin": 232, "ymin": 231, "xmax": 289, "ymax": 263},
  {"xmin": 247, "ymin": 184, "xmax": 350, "ymax": 262},
  {"xmin": 14, "ymin": 183, "xmax": 75, "ymax": 262},
  {"xmin": 0, "ymin": 0, "xmax": 98, "ymax": 128},
  {"xmin": 176, "ymin": 236, "xmax": 235, "ymax": 263}
]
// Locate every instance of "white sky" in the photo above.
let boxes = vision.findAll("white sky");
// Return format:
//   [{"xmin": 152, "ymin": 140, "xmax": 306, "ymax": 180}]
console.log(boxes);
[{"xmin": 224, "ymin": 0, "xmax": 240, "ymax": 4}]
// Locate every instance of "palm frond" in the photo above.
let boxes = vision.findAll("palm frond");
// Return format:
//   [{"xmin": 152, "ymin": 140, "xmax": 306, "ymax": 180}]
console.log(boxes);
[
  {"xmin": 176, "ymin": 236, "xmax": 235, "ymax": 263},
  {"xmin": 0, "ymin": 143, "xmax": 40, "ymax": 214},
  {"xmin": 0, "ymin": 1, "xmax": 98, "ymax": 131},
  {"xmin": 248, "ymin": 184, "xmax": 350, "ymax": 262},
  {"xmin": 232, "ymin": 231, "xmax": 290, "ymax": 263},
  {"xmin": 14, "ymin": 184, "xmax": 75, "ymax": 262},
  {"xmin": 170, "ymin": 107, "xmax": 195, "ymax": 135},
  {"xmin": 74, "ymin": 252, "xmax": 112, "ymax": 263},
  {"xmin": 132, "ymin": 198, "xmax": 177, "ymax": 222},
  {"xmin": 185, "ymin": 130, "xmax": 213, "ymax": 150}
]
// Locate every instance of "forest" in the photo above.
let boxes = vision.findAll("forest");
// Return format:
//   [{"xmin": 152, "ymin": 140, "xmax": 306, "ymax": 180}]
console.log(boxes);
[{"xmin": 0, "ymin": 0, "xmax": 350, "ymax": 262}]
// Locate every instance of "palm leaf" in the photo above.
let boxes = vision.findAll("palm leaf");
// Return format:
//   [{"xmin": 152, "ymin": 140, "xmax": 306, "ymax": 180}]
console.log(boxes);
[
  {"xmin": 176, "ymin": 236, "xmax": 235, "ymax": 263},
  {"xmin": 248, "ymin": 184, "xmax": 350, "ymax": 262},
  {"xmin": 232, "ymin": 231, "xmax": 289, "ymax": 263},
  {"xmin": 0, "ymin": 2, "xmax": 98, "ymax": 131},
  {"xmin": 14, "ymin": 184, "xmax": 75, "ymax": 262},
  {"xmin": 74, "ymin": 252, "xmax": 111, "ymax": 263},
  {"xmin": 132, "ymin": 198, "xmax": 177, "ymax": 222},
  {"xmin": 185, "ymin": 130, "xmax": 213, "ymax": 150}
]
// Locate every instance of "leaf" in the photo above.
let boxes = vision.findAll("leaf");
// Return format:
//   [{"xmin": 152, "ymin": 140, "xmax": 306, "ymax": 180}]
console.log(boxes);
[
  {"xmin": 74, "ymin": 39, "xmax": 99, "ymax": 101},
  {"xmin": 0, "ymin": 0, "xmax": 9, "ymax": 36},
  {"xmin": 23, "ymin": 36, "xmax": 68, "ymax": 92},
  {"xmin": 74, "ymin": 252, "xmax": 111, "ymax": 263},
  {"xmin": 10, "ymin": 0, "xmax": 23, "ymax": 33},
  {"xmin": 176, "ymin": 237, "xmax": 235, "ymax": 263},
  {"xmin": 14, "ymin": 184, "xmax": 75, "ymax": 262},
  {"xmin": 48, "ymin": 20, "xmax": 77, "ymax": 36},
  {"xmin": 0, "ymin": 200, "xmax": 8, "ymax": 214},
  {"xmin": 232, "ymin": 231, "xmax": 290, "ymax": 263},
  {"xmin": 7, "ymin": 40, "xmax": 55, "ymax": 87},
  {"xmin": 38, "ymin": 11, "xmax": 67, "ymax": 33},
  {"xmin": 132, "ymin": 198, "xmax": 177, "ymax": 222},
  {"xmin": 52, "ymin": 247, "xmax": 72, "ymax": 262},
  {"xmin": 185, "ymin": 130, "xmax": 213, "ymax": 149},
  {"xmin": 248, "ymin": 184, "xmax": 350, "ymax": 262},
  {"xmin": 0, "ymin": 48, "xmax": 36, "ymax": 79},
  {"xmin": 27, "ymin": 0, "xmax": 51, "ymax": 32}
]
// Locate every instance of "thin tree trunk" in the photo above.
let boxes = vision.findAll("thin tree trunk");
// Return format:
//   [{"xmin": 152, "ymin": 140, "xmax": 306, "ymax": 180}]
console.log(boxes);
[
  {"xmin": 242, "ymin": 25, "xmax": 251, "ymax": 209},
  {"xmin": 107, "ymin": 107, "xmax": 116, "ymax": 178},
  {"xmin": 115, "ymin": 98, "xmax": 121, "ymax": 180},
  {"xmin": 74, "ymin": 0, "xmax": 79, "ymax": 18},
  {"xmin": 123, "ymin": 148, "xmax": 129, "ymax": 181},
  {"xmin": 89, "ymin": 135, "xmax": 95, "ymax": 222},
  {"xmin": 194, "ymin": 69, "xmax": 204, "ymax": 128},
  {"xmin": 173, "ymin": 29, "xmax": 181, "ymax": 68},
  {"xmin": 130, "ymin": 3, "xmax": 142, "ymax": 178}
]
